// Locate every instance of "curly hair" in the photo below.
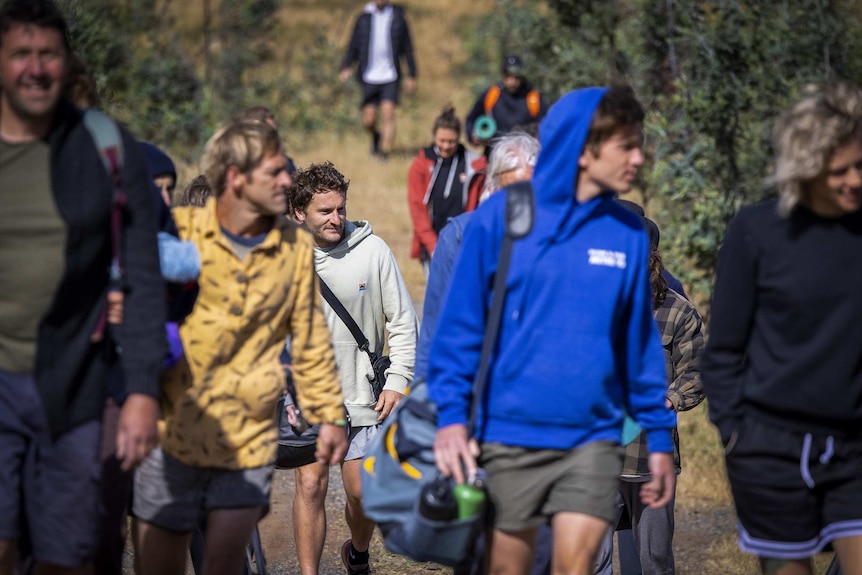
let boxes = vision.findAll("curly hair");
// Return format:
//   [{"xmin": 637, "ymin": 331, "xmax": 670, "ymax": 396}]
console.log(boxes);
[
  {"xmin": 175, "ymin": 175, "xmax": 212, "ymax": 208},
  {"xmin": 66, "ymin": 54, "xmax": 100, "ymax": 108},
  {"xmin": 288, "ymin": 161, "xmax": 350, "ymax": 215},
  {"xmin": 772, "ymin": 80, "xmax": 862, "ymax": 217},
  {"xmin": 649, "ymin": 248, "xmax": 668, "ymax": 310}
]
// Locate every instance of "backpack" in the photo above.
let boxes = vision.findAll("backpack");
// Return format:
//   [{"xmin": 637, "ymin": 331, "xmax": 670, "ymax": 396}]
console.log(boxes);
[
  {"xmin": 82, "ymin": 109, "xmax": 127, "ymax": 341},
  {"xmin": 483, "ymin": 84, "xmax": 542, "ymax": 119},
  {"xmin": 360, "ymin": 381, "xmax": 467, "ymax": 564},
  {"xmin": 360, "ymin": 182, "xmax": 535, "ymax": 566}
]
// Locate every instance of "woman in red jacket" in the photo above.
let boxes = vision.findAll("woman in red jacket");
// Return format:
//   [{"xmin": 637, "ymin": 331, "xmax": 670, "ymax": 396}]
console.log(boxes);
[{"xmin": 407, "ymin": 106, "xmax": 486, "ymax": 275}]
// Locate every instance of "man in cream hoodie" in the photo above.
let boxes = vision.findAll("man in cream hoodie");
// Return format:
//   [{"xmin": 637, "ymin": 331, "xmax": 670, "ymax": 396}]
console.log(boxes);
[{"xmin": 289, "ymin": 161, "xmax": 418, "ymax": 575}]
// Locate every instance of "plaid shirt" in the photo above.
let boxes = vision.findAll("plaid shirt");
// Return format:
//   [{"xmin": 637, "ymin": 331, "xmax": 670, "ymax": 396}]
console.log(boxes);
[{"xmin": 620, "ymin": 288, "xmax": 705, "ymax": 477}]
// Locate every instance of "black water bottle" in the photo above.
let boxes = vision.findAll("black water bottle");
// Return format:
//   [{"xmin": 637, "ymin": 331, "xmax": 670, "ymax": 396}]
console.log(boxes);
[{"xmin": 419, "ymin": 477, "xmax": 457, "ymax": 522}]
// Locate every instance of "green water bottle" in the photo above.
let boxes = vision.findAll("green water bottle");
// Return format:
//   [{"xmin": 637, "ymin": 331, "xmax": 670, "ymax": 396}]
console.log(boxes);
[{"xmin": 453, "ymin": 477, "xmax": 486, "ymax": 520}]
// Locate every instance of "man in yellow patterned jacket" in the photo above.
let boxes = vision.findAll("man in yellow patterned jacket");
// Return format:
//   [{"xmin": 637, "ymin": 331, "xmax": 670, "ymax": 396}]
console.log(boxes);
[{"xmin": 131, "ymin": 120, "xmax": 348, "ymax": 575}]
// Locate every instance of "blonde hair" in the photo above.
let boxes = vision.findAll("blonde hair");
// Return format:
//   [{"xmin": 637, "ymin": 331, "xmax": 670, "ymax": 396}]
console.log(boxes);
[
  {"xmin": 201, "ymin": 121, "xmax": 281, "ymax": 197},
  {"xmin": 772, "ymin": 80, "xmax": 862, "ymax": 216}
]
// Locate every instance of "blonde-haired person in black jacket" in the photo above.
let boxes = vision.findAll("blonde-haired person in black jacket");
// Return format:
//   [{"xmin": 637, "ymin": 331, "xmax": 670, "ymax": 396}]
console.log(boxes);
[{"xmin": 703, "ymin": 80, "xmax": 862, "ymax": 575}]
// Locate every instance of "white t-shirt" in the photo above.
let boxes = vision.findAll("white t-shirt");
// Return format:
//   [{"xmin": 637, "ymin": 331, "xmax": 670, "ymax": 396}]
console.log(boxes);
[{"xmin": 363, "ymin": 4, "xmax": 398, "ymax": 85}]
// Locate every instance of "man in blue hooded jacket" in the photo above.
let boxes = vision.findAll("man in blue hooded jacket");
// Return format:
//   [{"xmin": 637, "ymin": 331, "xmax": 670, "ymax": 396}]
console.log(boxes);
[{"xmin": 429, "ymin": 86, "xmax": 677, "ymax": 575}]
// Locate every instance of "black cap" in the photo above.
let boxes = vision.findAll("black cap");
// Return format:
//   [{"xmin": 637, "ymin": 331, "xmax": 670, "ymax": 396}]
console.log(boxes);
[{"xmin": 502, "ymin": 55, "xmax": 524, "ymax": 76}]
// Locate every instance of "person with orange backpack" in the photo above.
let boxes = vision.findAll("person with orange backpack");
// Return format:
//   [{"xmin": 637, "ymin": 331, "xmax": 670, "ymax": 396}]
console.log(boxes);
[{"xmin": 465, "ymin": 55, "xmax": 548, "ymax": 153}]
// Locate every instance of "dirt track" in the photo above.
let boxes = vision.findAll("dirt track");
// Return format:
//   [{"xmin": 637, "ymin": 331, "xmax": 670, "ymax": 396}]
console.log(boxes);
[
  {"xmin": 120, "ymin": 467, "xmax": 450, "ymax": 575},
  {"xmin": 256, "ymin": 468, "xmax": 447, "ymax": 575},
  {"xmin": 118, "ymin": 465, "xmax": 752, "ymax": 574},
  {"xmin": 254, "ymin": 469, "xmax": 737, "ymax": 575}
]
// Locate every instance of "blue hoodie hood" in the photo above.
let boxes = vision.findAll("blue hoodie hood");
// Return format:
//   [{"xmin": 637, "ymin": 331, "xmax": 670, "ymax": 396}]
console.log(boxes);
[
  {"xmin": 502, "ymin": 87, "xmax": 614, "ymax": 316},
  {"xmin": 530, "ymin": 86, "xmax": 608, "ymax": 243}
]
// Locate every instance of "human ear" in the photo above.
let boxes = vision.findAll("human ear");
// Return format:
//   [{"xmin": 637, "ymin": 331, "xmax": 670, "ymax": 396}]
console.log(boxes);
[{"xmin": 226, "ymin": 166, "xmax": 246, "ymax": 193}]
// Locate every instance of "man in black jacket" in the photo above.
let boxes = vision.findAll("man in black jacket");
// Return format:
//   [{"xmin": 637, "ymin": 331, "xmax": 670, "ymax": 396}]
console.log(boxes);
[
  {"xmin": 340, "ymin": 0, "xmax": 417, "ymax": 160},
  {"xmin": 0, "ymin": 1, "xmax": 165, "ymax": 573}
]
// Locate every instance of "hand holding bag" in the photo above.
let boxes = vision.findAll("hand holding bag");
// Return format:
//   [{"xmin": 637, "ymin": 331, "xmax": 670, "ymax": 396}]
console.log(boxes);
[
  {"xmin": 368, "ymin": 352, "xmax": 391, "ymax": 400},
  {"xmin": 276, "ymin": 368, "xmax": 351, "ymax": 469},
  {"xmin": 275, "ymin": 394, "xmax": 318, "ymax": 469},
  {"xmin": 360, "ymin": 181, "xmax": 536, "ymax": 568}
]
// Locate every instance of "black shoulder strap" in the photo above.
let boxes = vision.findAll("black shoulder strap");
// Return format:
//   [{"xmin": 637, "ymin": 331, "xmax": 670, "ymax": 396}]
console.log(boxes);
[
  {"xmin": 468, "ymin": 181, "xmax": 534, "ymax": 434},
  {"xmin": 318, "ymin": 275, "xmax": 372, "ymax": 354}
]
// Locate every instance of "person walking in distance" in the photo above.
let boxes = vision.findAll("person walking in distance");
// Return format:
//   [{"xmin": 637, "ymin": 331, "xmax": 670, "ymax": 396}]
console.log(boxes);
[
  {"xmin": 465, "ymin": 55, "xmax": 548, "ymax": 154},
  {"xmin": 340, "ymin": 0, "xmax": 417, "ymax": 160}
]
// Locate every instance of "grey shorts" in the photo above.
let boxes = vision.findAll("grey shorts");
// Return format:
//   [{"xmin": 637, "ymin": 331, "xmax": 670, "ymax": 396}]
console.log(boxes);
[
  {"xmin": 345, "ymin": 425, "xmax": 379, "ymax": 461},
  {"xmin": 480, "ymin": 440, "xmax": 624, "ymax": 532},
  {"xmin": 132, "ymin": 447, "xmax": 273, "ymax": 532},
  {"xmin": 0, "ymin": 370, "xmax": 101, "ymax": 568}
]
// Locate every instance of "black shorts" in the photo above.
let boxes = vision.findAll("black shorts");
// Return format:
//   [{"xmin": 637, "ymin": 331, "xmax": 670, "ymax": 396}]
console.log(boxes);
[
  {"xmin": 361, "ymin": 80, "xmax": 400, "ymax": 108},
  {"xmin": 724, "ymin": 415, "xmax": 862, "ymax": 559}
]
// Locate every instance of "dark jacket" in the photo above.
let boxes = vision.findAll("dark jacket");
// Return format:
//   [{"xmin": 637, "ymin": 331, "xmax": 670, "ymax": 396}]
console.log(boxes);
[
  {"xmin": 37, "ymin": 99, "xmax": 166, "ymax": 434},
  {"xmin": 465, "ymin": 81, "xmax": 548, "ymax": 142},
  {"xmin": 341, "ymin": 4, "xmax": 417, "ymax": 82}
]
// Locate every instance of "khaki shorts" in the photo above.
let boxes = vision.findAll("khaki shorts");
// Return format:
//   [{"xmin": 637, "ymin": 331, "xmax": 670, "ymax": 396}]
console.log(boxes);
[{"xmin": 480, "ymin": 440, "xmax": 623, "ymax": 532}]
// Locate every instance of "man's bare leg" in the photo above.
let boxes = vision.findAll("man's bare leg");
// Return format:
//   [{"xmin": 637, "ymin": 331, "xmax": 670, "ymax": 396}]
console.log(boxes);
[
  {"xmin": 551, "ymin": 512, "xmax": 609, "ymax": 575},
  {"xmin": 294, "ymin": 462, "xmax": 330, "ymax": 575},
  {"xmin": 201, "ymin": 507, "xmax": 263, "ymax": 575},
  {"xmin": 758, "ymin": 557, "xmax": 812, "ymax": 575},
  {"xmin": 361, "ymin": 104, "xmax": 380, "ymax": 155},
  {"xmin": 833, "ymin": 535, "xmax": 862, "ymax": 575},
  {"xmin": 341, "ymin": 459, "xmax": 375, "ymax": 553},
  {"xmin": 487, "ymin": 527, "xmax": 537, "ymax": 575},
  {"xmin": 378, "ymin": 100, "xmax": 397, "ymax": 156},
  {"xmin": 132, "ymin": 518, "xmax": 190, "ymax": 575}
]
